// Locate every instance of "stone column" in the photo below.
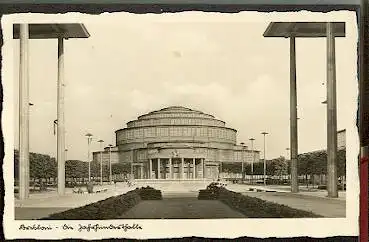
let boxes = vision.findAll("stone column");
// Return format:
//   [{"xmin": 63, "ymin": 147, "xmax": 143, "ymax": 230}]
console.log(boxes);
[
  {"xmin": 19, "ymin": 24, "xmax": 30, "ymax": 200},
  {"xmin": 181, "ymin": 158, "xmax": 184, "ymax": 179},
  {"xmin": 290, "ymin": 35, "xmax": 299, "ymax": 193},
  {"xmin": 201, "ymin": 158, "xmax": 205, "ymax": 179},
  {"xmin": 186, "ymin": 162, "xmax": 191, "ymax": 179},
  {"xmin": 130, "ymin": 162, "xmax": 134, "ymax": 179},
  {"xmin": 157, "ymin": 158, "xmax": 161, "ymax": 179},
  {"xmin": 193, "ymin": 158, "xmax": 196, "ymax": 179},
  {"xmin": 57, "ymin": 37, "xmax": 66, "ymax": 195},
  {"xmin": 326, "ymin": 22, "xmax": 338, "ymax": 198},
  {"xmin": 169, "ymin": 158, "xmax": 172, "ymax": 179},
  {"xmin": 149, "ymin": 159, "xmax": 152, "ymax": 179},
  {"xmin": 140, "ymin": 164, "xmax": 144, "ymax": 179}
]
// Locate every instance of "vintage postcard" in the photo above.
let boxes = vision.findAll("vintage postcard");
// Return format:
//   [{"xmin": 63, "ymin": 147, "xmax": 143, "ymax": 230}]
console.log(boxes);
[{"xmin": 2, "ymin": 10, "xmax": 360, "ymax": 239}]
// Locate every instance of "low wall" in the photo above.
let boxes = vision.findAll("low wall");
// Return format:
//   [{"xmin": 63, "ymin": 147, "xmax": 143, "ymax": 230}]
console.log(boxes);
[{"xmin": 134, "ymin": 179, "xmax": 212, "ymax": 192}]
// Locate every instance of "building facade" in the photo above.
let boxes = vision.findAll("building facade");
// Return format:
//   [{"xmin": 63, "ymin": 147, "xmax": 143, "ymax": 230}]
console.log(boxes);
[{"xmin": 93, "ymin": 106, "xmax": 260, "ymax": 180}]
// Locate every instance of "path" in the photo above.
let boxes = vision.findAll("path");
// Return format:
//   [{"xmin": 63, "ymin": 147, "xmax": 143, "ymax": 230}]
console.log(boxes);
[
  {"xmin": 226, "ymin": 184, "xmax": 345, "ymax": 217},
  {"xmin": 14, "ymin": 183, "xmax": 136, "ymax": 220},
  {"xmin": 120, "ymin": 191, "xmax": 244, "ymax": 219},
  {"xmin": 239, "ymin": 191, "xmax": 345, "ymax": 217}
]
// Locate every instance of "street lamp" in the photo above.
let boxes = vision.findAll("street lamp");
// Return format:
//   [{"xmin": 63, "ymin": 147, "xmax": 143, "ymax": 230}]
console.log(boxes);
[
  {"xmin": 108, "ymin": 144, "xmax": 113, "ymax": 183},
  {"xmin": 65, "ymin": 148, "xmax": 68, "ymax": 161},
  {"xmin": 285, "ymin": 147, "xmax": 290, "ymax": 159},
  {"xmin": 97, "ymin": 139, "xmax": 104, "ymax": 186},
  {"xmin": 261, "ymin": 132, "xmax": 269, "ymax": 186},
  {"xmin": 85, "ymin": 133, "xmax": 93, "ymax": 182},
  {"xmin": 249, "ymin": 138, "xmax": 255, "ymax": 184},
  {"xmin": 286, "ymin": 147, "xmax": 291, "ymax": 181},
  {"xmin": 240, "ymin": 142, "xmax": 246, "ymax": 182}
]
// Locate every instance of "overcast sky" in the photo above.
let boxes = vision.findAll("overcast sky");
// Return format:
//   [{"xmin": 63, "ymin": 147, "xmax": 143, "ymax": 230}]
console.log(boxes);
[{"xmin": 8, "ymin": 11, "xmax": 357, "ymax": 161}]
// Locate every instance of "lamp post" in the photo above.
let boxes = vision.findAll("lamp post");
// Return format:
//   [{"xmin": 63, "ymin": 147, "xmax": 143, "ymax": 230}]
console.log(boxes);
[
  {"xmin": 249, "ymin": 138, "xmax": 255, "ymax": 184},
  {"xmin": 85, "ymin": 133, "xmax": 93, "ymax": 182},
  {"xmin": 240, "ymin": 142, "xmax": 246, "ymax": 182},
  {"xmin": 261, "ymin": 132, "xmax": 269, "ymax": 186},
  {"xmin": 65, "ymin": 149, "xmax": 68, "ymax": 161},
  {"xmin": 108, "ymin": 144, "xmax": 113, "ymax": 183},
  {"xmin": 97, "ymin": 139, "xmax": 104, "ymax": 186},
  {"xmin": 286, "ymin": 147, "xmax": 290, "ymax": 181}
]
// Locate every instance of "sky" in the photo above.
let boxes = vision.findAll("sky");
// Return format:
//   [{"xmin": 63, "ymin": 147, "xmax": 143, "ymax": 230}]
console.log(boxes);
[{"xmin": 8, "ymin": 11, "xmax": 358, "ymax": 161}]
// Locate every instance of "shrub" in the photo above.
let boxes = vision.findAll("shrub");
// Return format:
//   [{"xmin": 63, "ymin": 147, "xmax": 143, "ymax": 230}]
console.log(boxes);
[
  {"xmin": 43, "ymin": 190, "xmax": 141, "ymax": 220},
  {"xmin": 218, "ymin": 188, "xmax": 322, "ymax": 218},
  {"xmin": 137, "ymin": 186, "xmax": 162, "ymax": 200},
  {"xmin": 42, "ymin": 186, "xmax": 162, "ymax": 220},
  {"xmin": 198, "ymin": 189, "xmax": 219, "ymax": 200},
  {"xmin": 198, "ymin": 186, "xmax": 322, "ymax": 218}
]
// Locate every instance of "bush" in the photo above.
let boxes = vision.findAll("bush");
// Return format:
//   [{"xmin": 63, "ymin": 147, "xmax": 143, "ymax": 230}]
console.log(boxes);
[
  {"xmin": 198, "ymin": 189, "xmax": 219, "ymax": 200},
  {"xmin": 198, "ymin": 186, "xmax": 322, "ymax": 218},
  {"xmin": 218, "ymin": 188, "xmax": 322, "ymax": 218},
  {"xmin": 137, "ymin": 186, "xmax": 162, "ymax": 200},
  {"xmin": 43, "ymin": 190, "xmax": 141, "ymax": 220},
  {"xmin": 42, "ymin": 186, "xmax": 162, "ymax": 220}
]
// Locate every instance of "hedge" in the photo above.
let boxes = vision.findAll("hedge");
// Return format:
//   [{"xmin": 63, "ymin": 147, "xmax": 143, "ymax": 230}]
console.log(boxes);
[
  {"xmin": 198, "ymin": 186, "xmax": 322, "ymax": 218},
  {"xmin": 198, "ymin": 189, "xmax": 219, "ymax": 200},
  {"xmin": 198, "ymin": 183, "xmax": 221, "ymax": 200},
  {"xmin": 137, "ymin": 186, "xmax": 163, "ymax": 200},
  {"xmin": 42, "ymin": 187, "xmax": 162, "ymax": 220}
]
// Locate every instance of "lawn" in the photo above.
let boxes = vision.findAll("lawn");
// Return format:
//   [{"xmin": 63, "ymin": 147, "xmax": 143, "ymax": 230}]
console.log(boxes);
[{"xmin": 119, "ymin": 197, "xmax": 245, "ymax": 219}]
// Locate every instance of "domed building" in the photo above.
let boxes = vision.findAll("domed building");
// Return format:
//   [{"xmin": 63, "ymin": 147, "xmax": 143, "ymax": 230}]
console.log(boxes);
[{"xmin": 93, "ymin": 106, "xmax": 260, "ymax": 180}]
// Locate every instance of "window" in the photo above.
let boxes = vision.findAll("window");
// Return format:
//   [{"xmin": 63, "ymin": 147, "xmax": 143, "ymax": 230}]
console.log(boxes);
[
  {"xmin": 183, "ymin": 127, "xmax": 191, "ymax": 136},
  {"xmin": 134, "ymin": 129, "xmax": 143, "ymax": 138},
  {"xmin": 195, "ymin": 127, "xmax": 201, "ymax": 136},
  {"xmin": 173, "ymin": 127, "xmax": 182, "ymax": 136},
  {"xmin": 200, "ymin": 127, "xmax": 207, "ymax": 136},
  {"xmin": 158, "ymin": 127, "xmax": 168, "ymax": 137},
  {"xmin": 163, "ymin": 127, "xmax": 169, "ymax": 136},
  {"xmin": 144, "ymin": 128, "xmax": 155, "ymax": 137}
]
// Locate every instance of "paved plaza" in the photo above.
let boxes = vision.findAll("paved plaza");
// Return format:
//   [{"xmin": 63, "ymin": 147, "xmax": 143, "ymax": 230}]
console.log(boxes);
[
  {"xmin": 226, "ymin": 184, "xmax": 346, "ymax": 217},
  {"xmin": 14, "ymin": 183, "xmax": 136, "ymax": 219},
  {"xmin": 14, "ymin": 182, "xmax": 346, "ymax": 219}
]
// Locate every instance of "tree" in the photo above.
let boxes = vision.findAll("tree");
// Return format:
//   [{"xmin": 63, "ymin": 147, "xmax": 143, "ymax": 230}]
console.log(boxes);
[
  {"xmin": 337, "ymin": 149, "xmax": 346, "ymax": 177},
  {"xmin": 65, "ymin": 160, "xmax": 89, "ymax": 179},
  {"xmin": 272, "ymin": 156, "xmax": 288, "ymax": 179},
  {"xmin": 221, "ymin": 162, "xmax": 242, "ymax": 173},
  {"xmin": 112, "ymin": 163, "xmax": 131, "ymax": 175}
]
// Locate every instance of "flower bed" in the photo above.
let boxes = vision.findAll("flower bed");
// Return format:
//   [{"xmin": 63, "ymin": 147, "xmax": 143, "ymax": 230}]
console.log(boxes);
[
  {"xmin": 43, "ymin": 187, "xmax": 162, "ymax": 220},
  {"xmin": 198, "ymin": 186, "xmax": 322, "ymax": 218}
]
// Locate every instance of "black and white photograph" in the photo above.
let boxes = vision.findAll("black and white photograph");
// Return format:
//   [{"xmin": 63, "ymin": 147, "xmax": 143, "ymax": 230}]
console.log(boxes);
[{"xmin": 2, "ymin": 10, "xmax": 360, "ymax": 239}]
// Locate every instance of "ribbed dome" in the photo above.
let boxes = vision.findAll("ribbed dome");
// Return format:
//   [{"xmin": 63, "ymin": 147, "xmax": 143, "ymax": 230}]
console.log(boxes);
[
  {"xmin": 137, "ymin": 106, "xmax": 215, "ymax": 120},
  {"xmin": 123, "ymin": 106, "xmax": 225, "ymax": 129},
  {"xmin": 117, "ymin": 106, "xmax": 237, "ymax": 148}
]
